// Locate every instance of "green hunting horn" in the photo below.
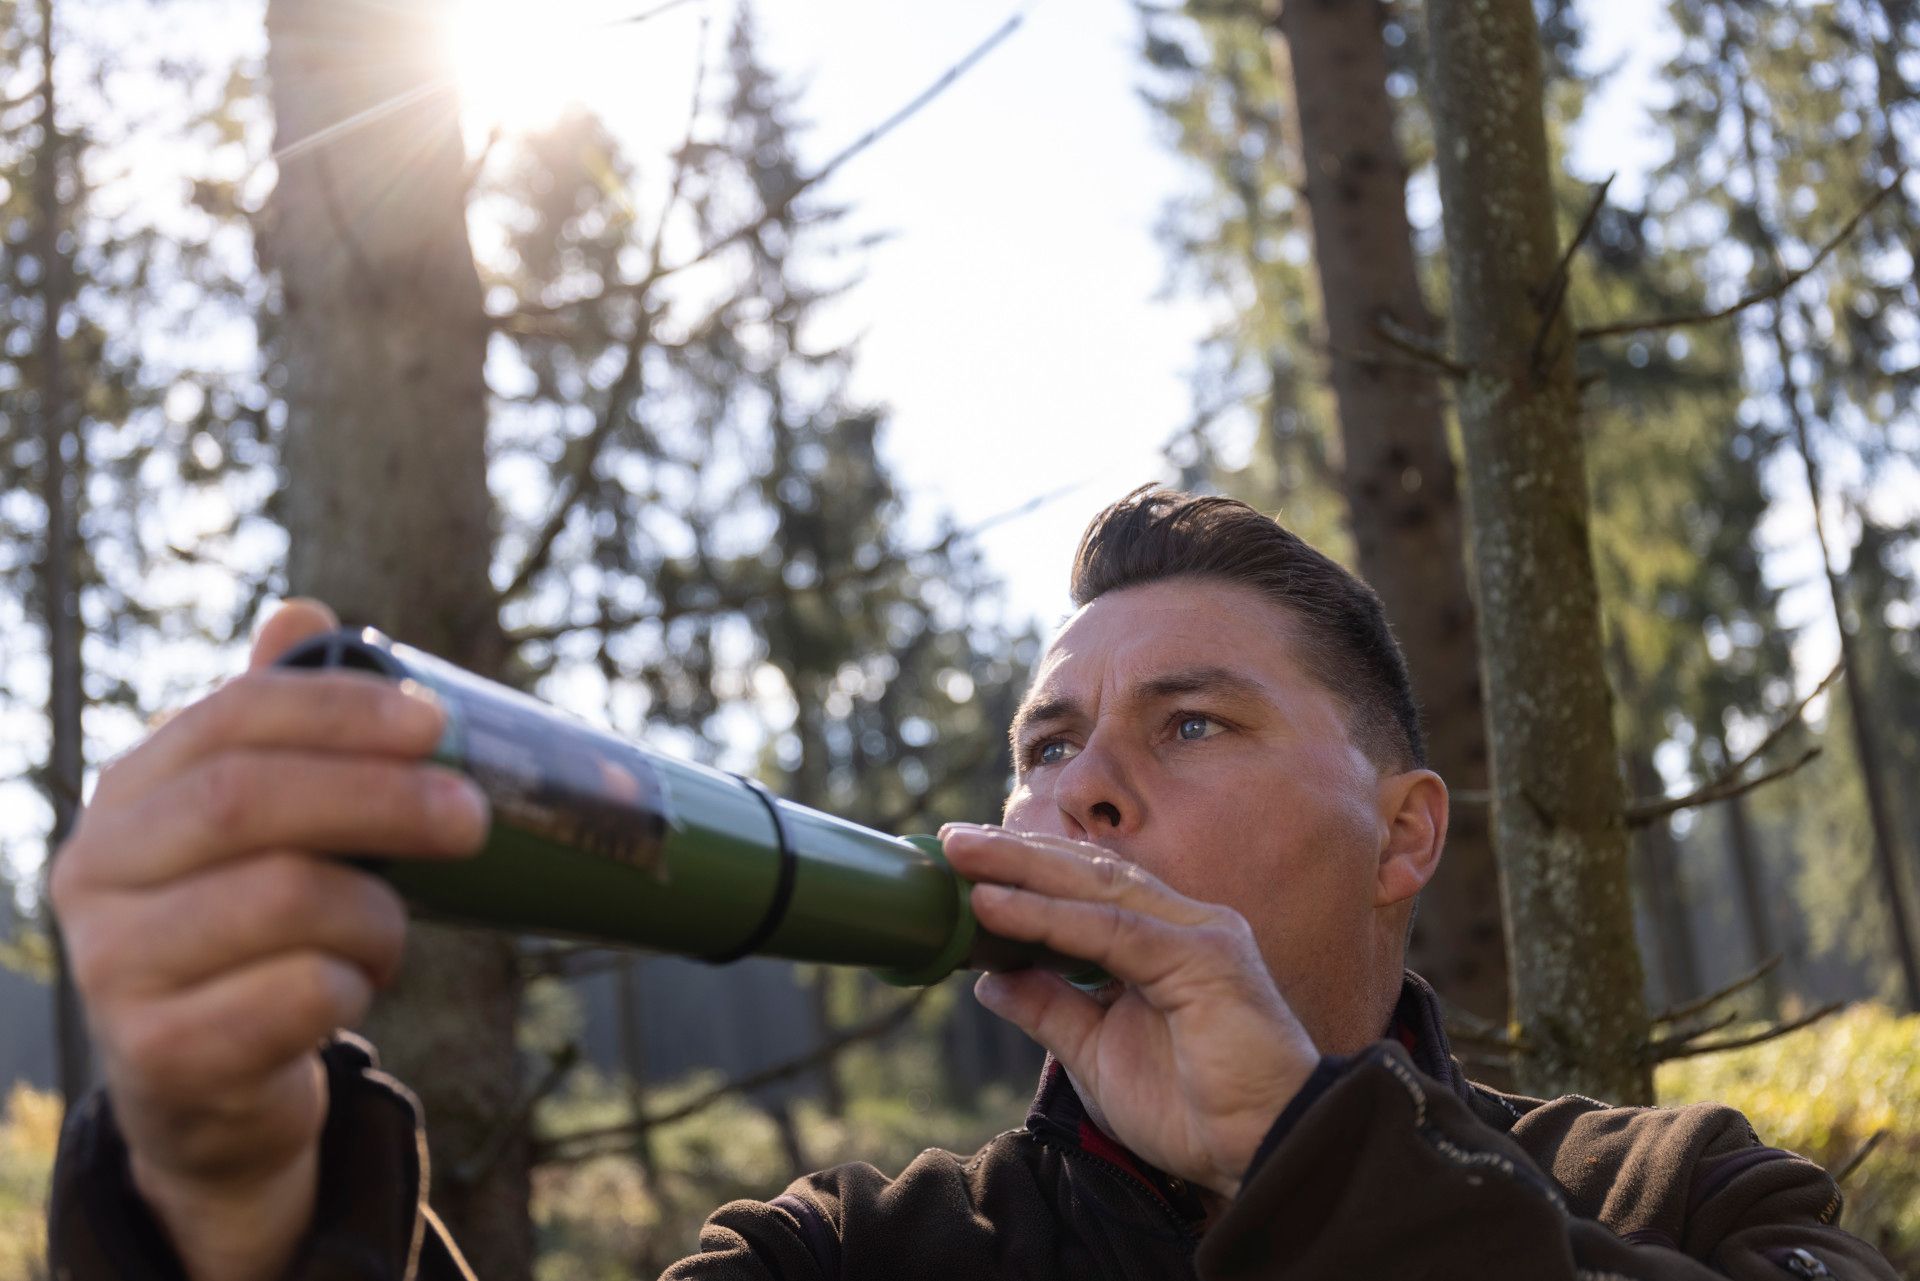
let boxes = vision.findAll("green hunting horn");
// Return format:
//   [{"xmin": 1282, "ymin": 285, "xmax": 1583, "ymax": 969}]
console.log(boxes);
[{"xmin": 277, "ymin": 628, "xmax": 1107, "ymax": 989}]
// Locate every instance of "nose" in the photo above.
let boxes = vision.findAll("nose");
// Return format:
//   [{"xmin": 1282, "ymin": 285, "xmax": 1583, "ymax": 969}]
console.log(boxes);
[{"xmin": 1053, "ymin": 733, "xmax": 1143, "ymax": 839}]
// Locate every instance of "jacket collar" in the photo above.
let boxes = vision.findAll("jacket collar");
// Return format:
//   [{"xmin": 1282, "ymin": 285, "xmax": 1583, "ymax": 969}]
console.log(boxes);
[{"xmin": 1023, "ymin": 969, "xmax": 1469, "ymax": 1212}]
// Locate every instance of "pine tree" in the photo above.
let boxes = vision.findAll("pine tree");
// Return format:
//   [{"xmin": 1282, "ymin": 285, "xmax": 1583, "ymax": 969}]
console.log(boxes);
[
  {"xmin": 1136, "ymin": 1, "xmax": 1509, "ymax": 1025},
  {"xmin": 1424, "ymin": 0, "xmax": 1652, "ymax": 1102},
  {"xmin": 261, "ymin": 0, "xmax": 528, "ymax": 1268}
]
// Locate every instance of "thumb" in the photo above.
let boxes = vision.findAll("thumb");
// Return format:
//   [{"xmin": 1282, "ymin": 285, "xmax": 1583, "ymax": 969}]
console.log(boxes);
[{"xmin": 247, "ymin": 598, "xmax": 341, "ymax": 673}]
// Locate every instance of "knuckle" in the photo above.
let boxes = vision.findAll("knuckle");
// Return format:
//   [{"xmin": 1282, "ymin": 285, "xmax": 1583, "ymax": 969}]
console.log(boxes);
[
  {"xmin": 65, "ymin": 922, "xmax": 116, "ymax": 997},
  {"xmin": 193, "ymin": 754, "xmax": 255, "ymax": 833},
  {"xmin": 46, "ymin": 845, "xmax": 84, "ymax": 913},
  {"xmin": 288, "ymin": 954, "xmax": 363, "ymax": 1031},
  {"xmin": 119, "ymin": 1007, "xmax": 189, "ymax": 1094},
  {"xmin": 180, "ymin": 677, "xmax": 248, "ymax": 753},
  {"xmin": 252, "ymin": 853, "xmax": 324, "ymax": 925}
]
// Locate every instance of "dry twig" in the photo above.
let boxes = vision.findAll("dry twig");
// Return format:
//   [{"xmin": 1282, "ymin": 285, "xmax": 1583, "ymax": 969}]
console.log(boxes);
[
  {"xmin": 1626, "ymin": 659, "xmax": 1842, "ymax": 825},
  {"xmin": 1626, "ymin": 745, "xmax": 1822, "ymax": 828},
  {"xmin": 1530, "ymin": 174, "xmax": 1614, "ymax": 376},
  {"xmin": 1651, "ymin": 954, "xmax": 1782, "ymax": 1026},
  {"xmin": 1649, "ymin": 1001, "xmax": 1843, "ymax": 1064},
  {"xmin": 536, "ymin": 989, "xmax": 932, "ymax": 1166},
  {"xmin": 503, "ymin": 12, "xmax": 1025, "ymax": 325},
  {"xmin": 1579, "ymin": 174, "xmax": 1905, "ymax": 341},
  {"xmin": 1833, "ymin": 1129, "xmax": 1888, "ymax": 1186},
  {"xmin": 1373, "ymin": 314, "xmax": 1471, "ymax": 380}
]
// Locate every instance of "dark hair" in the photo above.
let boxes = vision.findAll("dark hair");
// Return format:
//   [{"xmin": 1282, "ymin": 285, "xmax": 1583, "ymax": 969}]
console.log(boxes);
[{"xmin": 1070, "ymin": 486, "xmax": 1426, "ymax": 772}]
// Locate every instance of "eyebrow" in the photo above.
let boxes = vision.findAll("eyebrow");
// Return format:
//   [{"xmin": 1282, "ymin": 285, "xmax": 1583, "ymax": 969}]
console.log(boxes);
[{"xmin": 1008, "ymin": 664, "xmax": 1271, "ymax": 751}]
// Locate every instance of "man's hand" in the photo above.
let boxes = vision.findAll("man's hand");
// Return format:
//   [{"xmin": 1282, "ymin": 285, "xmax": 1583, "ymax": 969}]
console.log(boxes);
[
  {"xmin": 48, "ymin": 600, "xmax": 491, "ymax": 1281},
  {"xmin": 941, "ymin": 823, "xmax": 1319, "ymax": 1200}
]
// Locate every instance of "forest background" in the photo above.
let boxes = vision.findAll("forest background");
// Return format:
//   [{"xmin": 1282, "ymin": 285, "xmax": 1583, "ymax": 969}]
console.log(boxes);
[{"xmin": 2, "ymin": 0, "xmax": 1919, "ymax": 1276}]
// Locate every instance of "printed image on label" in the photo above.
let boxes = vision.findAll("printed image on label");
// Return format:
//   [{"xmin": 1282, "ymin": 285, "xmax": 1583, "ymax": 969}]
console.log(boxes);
[{"xmin": 447, "ymin": 679, "xmax": 671, "ymax": 879}]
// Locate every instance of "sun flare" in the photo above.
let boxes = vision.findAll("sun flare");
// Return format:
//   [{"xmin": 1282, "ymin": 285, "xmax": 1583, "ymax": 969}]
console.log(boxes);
[{"xmin": 444, "ymin": 0, "xmax": 594, "ymax": 133}]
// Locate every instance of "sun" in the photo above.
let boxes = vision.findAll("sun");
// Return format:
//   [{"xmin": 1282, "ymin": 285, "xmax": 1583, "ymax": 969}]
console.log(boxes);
[{"xmin": 443, "ymin": 0, "xmax": 595, "ymax": 133}]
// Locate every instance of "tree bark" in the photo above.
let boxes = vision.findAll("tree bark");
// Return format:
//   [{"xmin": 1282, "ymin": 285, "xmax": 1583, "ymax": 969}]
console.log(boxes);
[
  {"xmin": 1270, "ymin": 0, "xmax": 1507, "ymax": 1024},
  {"xmin": 262, "ymin": 0, "xmax": 527, "ymax": 1269},
  {"xmin": 1424, "ymin": 0, "xmax": 1652, "ymax": 1101},
  {"xmin": 29, "ymin": 0, "xmax": 92, "ymax": 1116}
]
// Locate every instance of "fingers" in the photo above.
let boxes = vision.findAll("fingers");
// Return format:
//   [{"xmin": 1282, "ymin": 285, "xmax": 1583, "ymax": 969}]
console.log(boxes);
[
  {"xmin": 940, "ymin": 824, "xmax": 1217, "ymax": 927},
  {"xmin": 970, "ymin": 880, "xmax": 1208, "ymax": 989},
  {"xmin": 93, "ymin": 669, "xmax": 447, "ymax": 810},
  {"xmin": 110, "ymin": 950, "xmax": 375, "ymax": 1100},
  {"xmin": 88, "ymin": 751, "xmax": 488, "ymax": 890},
  {"xmin": 248, "ymin": 598, "xmax": 340, "ymax": 672},
  {"xmin": 975, "ymin": 969, "xmax": 1106, "ymax": 1065},
  {"xmin": 68, "ymin": 855, "xmax": 409, "ymax": 999}
]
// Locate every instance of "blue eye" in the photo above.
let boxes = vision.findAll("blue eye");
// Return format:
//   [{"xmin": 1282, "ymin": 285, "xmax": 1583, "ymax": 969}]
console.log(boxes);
[
  {"xmin": 1177, "ymin": 715, "xmax": 1215, "ymax": 741},
  {"xmin": 1037, "ymin": 740, "xmax": 1077, "ymax": 765}
]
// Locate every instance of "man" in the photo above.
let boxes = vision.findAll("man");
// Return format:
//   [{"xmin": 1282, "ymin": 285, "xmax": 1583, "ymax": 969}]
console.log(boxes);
[{"xmin": 47, "ymin": 487, "xmax": 1896, "ymax": 1279}]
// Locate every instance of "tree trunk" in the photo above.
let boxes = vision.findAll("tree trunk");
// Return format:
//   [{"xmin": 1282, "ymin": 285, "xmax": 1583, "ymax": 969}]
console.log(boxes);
[
  {"xmin": 29, "ymin": 0, "xmax": 92, "ymax": 1116},
  {"xmin": 262, "ymin": 0, "xmax": 527, "ymax": 1270},
  {"xmin": 1271, "ymin": 0, "xmax": 1507, "ymax": 1024},
  {"xmin": 1720, "ymin": 795, "xmax": 1784, "ymax": 1015},
  {"xmin": 1424, "ymin": 0, "xmax": 1652, "ymax": 1102},
  {"xmin": 1626, "ymin": 750, "xmax": 1698, "ymax": 1007},
  {"xmin": 1772, "ymin": 305, "xmax": 1920, "ymax": 1011}
]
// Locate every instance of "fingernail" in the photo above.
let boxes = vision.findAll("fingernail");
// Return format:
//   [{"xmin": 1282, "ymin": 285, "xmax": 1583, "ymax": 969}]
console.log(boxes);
[{"xmin": 392, "ymin": 680, "xmax": 446, "ymax": 738}]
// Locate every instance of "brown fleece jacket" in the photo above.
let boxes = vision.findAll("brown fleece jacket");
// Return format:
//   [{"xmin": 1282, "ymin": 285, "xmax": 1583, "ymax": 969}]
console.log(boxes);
[{"xmin": 48, "ymin": 972, "xmax": 1899, "ymax": 1280}]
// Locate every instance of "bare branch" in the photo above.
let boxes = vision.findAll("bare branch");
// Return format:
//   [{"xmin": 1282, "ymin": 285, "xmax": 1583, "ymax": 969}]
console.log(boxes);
[
  {"xmin": 449, "ymin": 1042, "xmax": 581, "ymax": 1187},
  {"xmin": 1324, "ymin": 339, "xmax": 1466, "ymax": 389},
  {"xmin": 498, "ymin": 313, "xmax": 653, "ymax": 606},
  {"xmin": 1579, "ymin": 173, "xmax": 1905, "ymax": 341},
  {"xmin": 1833, "ymin": 1129, "xmax": 1888, "ymax": 1186},
  {"xmin": 1446, "ymin": 1027, "xmax": 1535, "ymax": 1055},
  {"xmin": 1649, "ymin": 1001, "xmax": 1843, "ymax": 1064},
  {"xmin": 1623, "ymin": 659, "xmax": 1841, "ymax": 827},
  {"xmin": 1626, "ymin": 745, "xmax": 1821, "ymax": 828},
  {"xmin": 1651, "ymin": 954, "xmax": 1782, "ymax": 1026},
  {"xmin": 1641, "ymin": 1009, "xmax": 1742, "ymax": 1060},
  {"xmin": 1531, "ymin": 174, "xmax": 1614, "ymax": 375},
  {"xmin": 1372, "ymin": 315, "xmax": 1472, "ymax": 380},
  {"xmin": 1723, "ymin": 658, "xmax": 1845, "ymax": 780},
  {"xmin": 501, "ymin": 12, "xmax": 1026, "ymax": 325},
  {"xmin": 534, "ymin": 989, "xmax": 932, "ymax": 1166}
]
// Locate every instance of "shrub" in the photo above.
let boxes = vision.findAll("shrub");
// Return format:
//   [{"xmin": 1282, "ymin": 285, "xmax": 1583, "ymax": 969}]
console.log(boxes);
[
  {"xmin": 1657, "ymin": 1002, "xmax": 1920, "ymax": 1274},
  {"xmin": 0, "ymin": 1082, "xmax": 58, "ymax": 1281}
]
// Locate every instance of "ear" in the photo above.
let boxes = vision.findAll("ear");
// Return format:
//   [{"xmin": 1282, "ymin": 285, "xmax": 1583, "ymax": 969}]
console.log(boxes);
[{"xmin": 1373, "ymin": 768, "xmax": 1448, "ymax": 909}]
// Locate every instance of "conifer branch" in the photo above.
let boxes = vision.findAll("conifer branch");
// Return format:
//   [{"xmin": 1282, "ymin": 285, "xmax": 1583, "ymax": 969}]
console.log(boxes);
[
  {"xmin": 1578, "ymin": 173, "xmax": 1904, "ymax": 341},
  {"xmin": 1650, "ymin": 954, "xmax": 1782, "ymax": 1026},
  {"xmin": 1648, "ymin": 1001, "xmax": 1843, "ymax": 1063},
  {"xmin": 533, "ymin": 989, "xmax": 931, "ymax": 1166}
]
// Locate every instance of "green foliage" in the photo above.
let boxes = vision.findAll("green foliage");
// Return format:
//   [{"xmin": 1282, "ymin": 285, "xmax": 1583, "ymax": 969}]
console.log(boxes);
[
  {"xmin": 0, "ymin": 1082, "xmax": 57, "ymax": 1281},
  {"xmin": 1657, "ymin": 1004, "xmax": 1920, "ymax": 1273}
]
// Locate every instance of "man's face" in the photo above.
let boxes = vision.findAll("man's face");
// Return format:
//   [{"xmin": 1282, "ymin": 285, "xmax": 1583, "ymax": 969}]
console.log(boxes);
[{"xmin": 1001, "ymin": 575, "xmax": 1414, "ymax": 1048}]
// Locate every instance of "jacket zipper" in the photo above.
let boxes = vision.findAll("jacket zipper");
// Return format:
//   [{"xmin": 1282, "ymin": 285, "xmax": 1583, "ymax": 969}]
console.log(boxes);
[{"xmin": 1057, "ymin": 1139, "xmax": 1199, "ymax": 1239}]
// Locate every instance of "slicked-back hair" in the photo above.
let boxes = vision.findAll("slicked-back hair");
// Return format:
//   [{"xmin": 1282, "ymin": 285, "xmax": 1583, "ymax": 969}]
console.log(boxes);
[{"xmin": 1070, "ymin": 486, "xmax": 1426, "ymax": 773}]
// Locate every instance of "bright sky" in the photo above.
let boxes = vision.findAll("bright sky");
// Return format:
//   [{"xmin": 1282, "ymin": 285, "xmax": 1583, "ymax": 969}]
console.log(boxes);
[
  {"xmin": 2, "ymin": 0, "xmax": 1701, "ymax": 899},
  {"xmin": 445, "ymin": 0, "xmax": 1679, "ymax": 627}
]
